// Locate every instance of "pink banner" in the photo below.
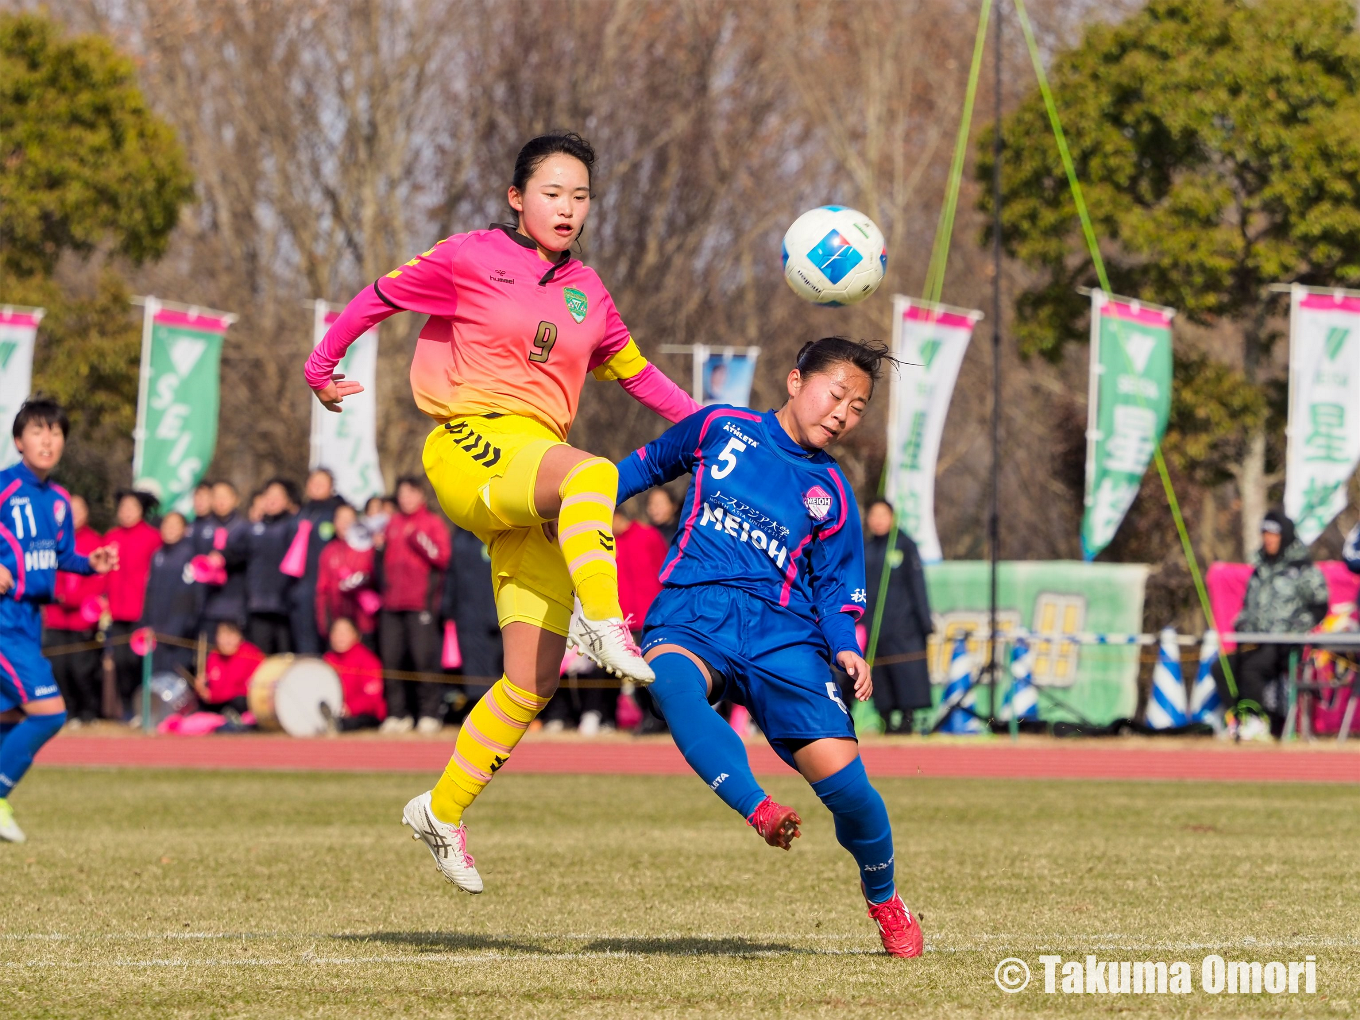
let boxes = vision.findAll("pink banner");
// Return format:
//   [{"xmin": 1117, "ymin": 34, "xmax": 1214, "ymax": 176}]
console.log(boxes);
[
  {"xmin": 1101, "ymin": 300, "xmax": 1173, "ymax": 327},
  {"xmin": 1206, "ymin": 561, "xmax": 1360, "ymax": 650},
  {"xmin": 901, "ymin": 303, "xmax": 977, "ymax": 330},
  {"xmin": 152, "ymin": 308, "xmax": 233, "ymax": 334}
]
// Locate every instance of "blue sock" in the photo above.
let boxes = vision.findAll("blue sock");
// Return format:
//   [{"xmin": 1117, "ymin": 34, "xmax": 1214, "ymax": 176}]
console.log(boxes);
[
  {"xmin": 648, "ymin": 653, "xmax": 766, "ymax": 818},
  {"xmin": 811, "ymin": 756, "xmax": 896, "ymax": 903},
  {"xmin": 0, "ymin": 712, "xmax": 66, "ymax": 797}
]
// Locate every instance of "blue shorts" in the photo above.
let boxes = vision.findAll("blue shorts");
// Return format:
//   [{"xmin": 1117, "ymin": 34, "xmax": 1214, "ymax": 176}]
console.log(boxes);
[
  {"xmin": 0, "ymin": 629, "xmax": 59, "ymax": 710},
  {"xmin": 642, "ymin": 585, "xmax": 854, "ymax": 766}
]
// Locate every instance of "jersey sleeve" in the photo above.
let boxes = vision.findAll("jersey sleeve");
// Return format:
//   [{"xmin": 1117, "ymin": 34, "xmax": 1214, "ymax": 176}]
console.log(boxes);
[
  {"xmin": 55, "ymin": 497, "xmax": 92, "ymax": 575},
  {"xmin": 587, "ymin": 288, "xmax": 634, "ymax": 370},
  {"xmin": 806, "ymin": 470, "xmax": 867, "ymax": 658},
  {"xmin": 303, "ymin": 236, "xmax": 464, "ymax": 390},
  {"xmin": 593, "ymin": 338, "xmax": 702, "ymax": 425},
  {"xmin": 615, "ymin": 407, "xmax": 713, "ymax": 503}
]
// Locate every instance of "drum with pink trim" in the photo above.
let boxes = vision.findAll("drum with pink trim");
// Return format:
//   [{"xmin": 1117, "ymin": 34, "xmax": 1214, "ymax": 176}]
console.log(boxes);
[{"xmin": 247, "ymin": 655, "xmax": 343, "ymax": 737}]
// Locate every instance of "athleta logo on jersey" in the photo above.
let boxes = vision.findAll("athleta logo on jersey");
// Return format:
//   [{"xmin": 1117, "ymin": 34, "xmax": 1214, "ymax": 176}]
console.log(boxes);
[
  {"xmin": 24, "ymin": 548, "xmax": 57, "ymax": 572},
  {"xmin": 803, "ymin": 486, "xmax": 832, "ymax": 521},
  {"xmin": 698, "ymin": 499, "xmax": 789, "ymax": 568}
]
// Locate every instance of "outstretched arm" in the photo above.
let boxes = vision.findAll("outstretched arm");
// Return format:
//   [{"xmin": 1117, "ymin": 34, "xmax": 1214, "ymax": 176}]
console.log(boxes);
[
  {"xmin": 592, "ymin": 338, "xmax": 700, "ymax": 424},
  {"xmin": 615, "ymin": 407, "xmax": 711, "ymax": 504}
]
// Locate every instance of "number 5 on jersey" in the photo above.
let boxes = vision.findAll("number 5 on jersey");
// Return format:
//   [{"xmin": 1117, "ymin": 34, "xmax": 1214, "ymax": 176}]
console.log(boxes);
[{"xmin": 710, "ymin": 437, "xmax": 746, "ymax": 479}]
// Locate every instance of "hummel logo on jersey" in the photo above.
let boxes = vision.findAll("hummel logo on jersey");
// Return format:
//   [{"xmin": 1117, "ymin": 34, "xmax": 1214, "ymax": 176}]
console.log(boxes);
[
  {"xmin": 698, "ymin": 500, "xmax": 788, "ymax": 568},
  {"xmin": 445, "ymin": 420, "xmax": 503, "ymax": 468},
  {"xmin": 598, "ymin": 531, "xmax": 615, "ymax": 552},
  {"xmin": 803, "ymin": 486, "xmax": 832, "ymax": 521},
  {"xmin": 489, "ymin": 269, "xmax": 515, "ymax": 285},
  {"xmin": 489, "ymin": 755, "xmax": 508, "ymax": 774}
]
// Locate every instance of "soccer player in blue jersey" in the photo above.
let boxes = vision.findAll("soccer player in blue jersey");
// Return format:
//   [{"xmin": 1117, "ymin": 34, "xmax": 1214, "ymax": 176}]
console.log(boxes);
[
  {"xmin": 0, "ymin": 400, "xmax": 118, "ymax": 842},
  {"xmin": 615, "ymin": 337, "xmax": 923, "ymax": 958}
]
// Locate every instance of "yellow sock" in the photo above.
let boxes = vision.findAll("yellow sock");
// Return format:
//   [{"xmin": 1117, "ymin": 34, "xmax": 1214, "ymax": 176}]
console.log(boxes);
[
  {"xmin": 557, "ymin": 456, "xmax": 623, "ymax": 620},
  {"xmin": 430, "ymin": 677, "xmax": 550, "ymax": 825}
]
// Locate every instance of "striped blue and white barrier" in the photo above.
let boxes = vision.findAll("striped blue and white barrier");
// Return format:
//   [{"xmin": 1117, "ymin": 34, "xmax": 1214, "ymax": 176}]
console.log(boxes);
[
  {"xmin": 938, "ymin": 636, "xmax": 982, "ymax": 734},
  {"xmin": 999, "ymin": 637, "xmax": 1039, "ymax": 722},
  {"xmin": 1190, "ymin": 628, "xmax": 1223, "ymax": 727},
  {"xmin": 1145, "ymin": 627, "xmax": 1188, "ymax": 729}
]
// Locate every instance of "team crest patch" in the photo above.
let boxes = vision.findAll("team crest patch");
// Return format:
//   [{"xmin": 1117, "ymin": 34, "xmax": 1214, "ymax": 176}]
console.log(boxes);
[
  {"xmin": 563, "ymin": 287, "xmax": 588, "ymax": 324},
  {"xmin": 53, "ymin": 501, "xmax": 66, "ymax": 525},
  {"xmin": 803, "ymin": 485, "xmax": 832, "ymax": 521}
]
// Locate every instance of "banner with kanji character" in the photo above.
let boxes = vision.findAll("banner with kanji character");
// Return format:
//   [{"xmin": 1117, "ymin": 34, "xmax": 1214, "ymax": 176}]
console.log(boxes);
[
  {"xmin": 1285, "ymin": 286, "xmax": 1360, "ymax": 544},
  {"xmin": 0, "ymin": 306, "xmax": 43, "ymax": 470},
  {"xmin": 1081, "ymin": 290, "xmax": 1174, "ymax": 560},
  {"xmin": 309, "ymin": 300, "xmax": 383, "ymax": 506},
  {"xmin": 132, "ymin": 298, "xmax": 233, "ymax": 514},
  {"xmin": 885, "ymin": 296, "xmax": 980, "ymax": 563}
]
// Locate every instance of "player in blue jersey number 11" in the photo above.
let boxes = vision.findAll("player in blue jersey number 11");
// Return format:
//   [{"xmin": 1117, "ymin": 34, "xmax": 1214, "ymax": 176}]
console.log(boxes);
[
  {"xmin": 615, "ymin": 337, "xmax": 922, "ymax": 958},
  {"xmin": 0, "ymin": 400, "xmax": 119, "ymax": 843}
]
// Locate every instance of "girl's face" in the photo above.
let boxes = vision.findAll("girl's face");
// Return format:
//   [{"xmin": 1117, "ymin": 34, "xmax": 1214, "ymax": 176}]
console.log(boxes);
[
  {"xmin": 508, "ymin": 154, "xmax": 591, "ymax": 255},
  {"xmin": 117, "ymin": 494, "xmax": 144, "ymax": 529},
  {"xmin": 780, "ymin": 362, "xmax": 873, "ymax": 450}
]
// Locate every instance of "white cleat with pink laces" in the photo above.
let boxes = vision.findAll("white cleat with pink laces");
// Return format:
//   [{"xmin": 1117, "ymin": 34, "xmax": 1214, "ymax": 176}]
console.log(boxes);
[
  {"xmin": 568, "ymin": 608, "xmax": 655, "ymax": 684},
  {"xmin": 402, "ymin": 791, "xmax": 482, "ymax": 894}
]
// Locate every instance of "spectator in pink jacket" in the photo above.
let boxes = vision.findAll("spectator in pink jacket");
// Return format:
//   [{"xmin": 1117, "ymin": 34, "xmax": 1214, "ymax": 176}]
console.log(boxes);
[
  {"xmin": 315, "ymin": 503, "xmax": 377, "ymax": 642},
  {"xmin": 103, "ymin": 490, "xmax": 163, "ymax": 708},
  {"xmin": 379, "ymin": 476, "xmax": 451, "ymax": 734}
]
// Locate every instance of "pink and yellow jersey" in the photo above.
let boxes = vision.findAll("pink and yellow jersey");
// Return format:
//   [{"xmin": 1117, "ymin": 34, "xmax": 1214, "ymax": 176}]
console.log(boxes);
[{"xmin": 305, "ymin": 224, "xmax": 698, "ymax": 438}]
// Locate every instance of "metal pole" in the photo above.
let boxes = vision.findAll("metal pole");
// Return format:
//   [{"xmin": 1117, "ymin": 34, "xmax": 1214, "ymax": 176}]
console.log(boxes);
[{"xmin": 987, "ymin": 0, "xmax": 1004, "ymax": 724}]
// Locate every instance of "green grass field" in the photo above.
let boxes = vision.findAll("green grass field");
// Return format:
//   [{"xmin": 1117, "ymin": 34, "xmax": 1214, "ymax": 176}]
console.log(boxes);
[{"xmin": 3, "ymin": 768, "xmax": 1358, "ymax": 1018}]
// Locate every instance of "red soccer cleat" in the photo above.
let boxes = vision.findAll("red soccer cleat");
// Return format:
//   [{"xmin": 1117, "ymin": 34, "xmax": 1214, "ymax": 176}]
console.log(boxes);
[
  {"xmin": 746, "ymin": 796, "xmax": 801, "ymax": 850},
  {"xmin": 865, "ymin": 889, "xmax": 924, "ymax": 958}
]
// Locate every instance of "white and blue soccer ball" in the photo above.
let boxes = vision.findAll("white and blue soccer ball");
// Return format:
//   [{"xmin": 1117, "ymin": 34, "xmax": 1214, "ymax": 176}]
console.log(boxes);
[{"xmin": 781, "ymin": 206, "xmax": 887, "ymax": 306}]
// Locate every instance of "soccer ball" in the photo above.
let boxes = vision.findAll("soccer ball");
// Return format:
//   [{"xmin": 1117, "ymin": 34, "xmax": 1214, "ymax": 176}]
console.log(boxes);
[{"xmin": 781, "ymin": 206, "xmax": 887, "ymax": 306}]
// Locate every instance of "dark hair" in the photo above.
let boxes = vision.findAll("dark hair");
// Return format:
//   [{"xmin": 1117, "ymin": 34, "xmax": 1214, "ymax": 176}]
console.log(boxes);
[
  {"xmin": 216, "ymin": 619, "xmax": 243, "ymax": 636},
  {"xmin": 194, "ymin": 480, "xmax": 214, "ymax": 492},
  {"xmin": 793, "ymin": 337, "xmax": 895, "ymax": 391},
  {"xmin": 115, "ymin": 489, "xmax": 159, "ymax": 515},
  {"xmin": 395, "ymin": 475, "xmax": 424, "ymax": 493},
  {"xmin": 264, "ymin": 476, "xmax": 300, "ymax": 506},
  {"xmin": 12, "ymin": 397, "xmax": 69, "ymax": 439},
  {"xmin": 867, "ymin": 498, "xmax": 894, "ymax": 514},
  {"xmin": 309, "ymin": 466, "xmax": 335, "ymax": 482},
  {"xmin": 161, "ymin": 510, "xmax": 187, "ymax": 526},
  {"xmin": 511, "ymin": 131, "xmax": 596, "ymax": 196}
]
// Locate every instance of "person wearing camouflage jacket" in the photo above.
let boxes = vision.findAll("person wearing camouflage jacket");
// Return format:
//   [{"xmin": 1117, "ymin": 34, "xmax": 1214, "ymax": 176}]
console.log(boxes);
[{"xmin": 1213, "ymin": 510, "xmax": 1330, "ymax": 733}]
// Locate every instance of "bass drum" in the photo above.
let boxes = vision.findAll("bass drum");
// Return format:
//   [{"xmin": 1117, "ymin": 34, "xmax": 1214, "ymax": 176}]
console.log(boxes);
[{"xmin": 247, "ymin": 655, "xmax": 343, "ymax": 737}]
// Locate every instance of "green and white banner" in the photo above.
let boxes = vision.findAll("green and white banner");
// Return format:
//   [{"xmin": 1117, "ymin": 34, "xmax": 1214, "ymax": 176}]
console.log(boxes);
[
  {"xmin": 132, "ymin": 298, "xmax": 233, "ymax": 514},
  {"xmin": 1082, "ymin": 290, "xmax": 1174, "ymax": 560},
  {"xmin": 1285, "ymin": 286, "xmax": 1360, "ymax": 545},
  {"xmin": 309, "ymin": 300, "xmax": 383, "ymax": 506},
  {"xmin": 886, "ymin": 296, "xmax": 981, "ymax": 562},
  {"xmin": 0, "ymin": 306, "xmax": 43, "ymax": 470}
]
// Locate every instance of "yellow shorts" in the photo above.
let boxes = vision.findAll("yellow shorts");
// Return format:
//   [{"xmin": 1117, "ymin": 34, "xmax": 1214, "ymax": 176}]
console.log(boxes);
[{"xmin": 422, "ymin": 413, "xmax": 575, "ymax": 637}]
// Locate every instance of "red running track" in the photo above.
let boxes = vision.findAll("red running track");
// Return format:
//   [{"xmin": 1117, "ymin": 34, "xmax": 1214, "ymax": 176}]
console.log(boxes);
[{"xmin": 35, "ymin": 734, "xmax": 1360, "ymax": 783}]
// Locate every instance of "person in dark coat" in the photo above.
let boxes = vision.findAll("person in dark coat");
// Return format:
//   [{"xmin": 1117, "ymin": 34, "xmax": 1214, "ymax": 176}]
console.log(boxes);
[
  {"xmin": 441, "ymin": 526, "xmax": 501, "ymax": 706},
  {"xmin": 863, "ymin": 499, "xmax": 934, "ymax": 733},
  {"xmin": 288, "ymin": 468, "xmax": 347, "ymax": 655},
  {"xmin": 140, "ymin": 512, "xmax": 202, "ymax": 675},
  {"xmin": 196, "ymin": 481, "xmax": 251, "ymax": 635},
  {"xmin": 242, "ymin": 478, "xmax": 300, "ymax": 654}
]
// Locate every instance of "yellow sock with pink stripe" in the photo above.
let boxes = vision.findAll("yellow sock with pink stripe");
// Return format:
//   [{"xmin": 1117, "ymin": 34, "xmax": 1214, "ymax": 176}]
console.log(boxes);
[
  {"xmin": 429, "ymin": 676, "xmax": 550, "ymax": 825},
  {"xmin": 557, "ymin": 457, "xmax": 623, "ymax": 620}
]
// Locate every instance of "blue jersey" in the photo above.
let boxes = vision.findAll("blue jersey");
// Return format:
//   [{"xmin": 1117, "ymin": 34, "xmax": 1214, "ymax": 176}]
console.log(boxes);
[
  {"xmin": 0, "ymin": 460, "xmax": 91, "ymax": 633},
  {"xmin": 617, "ymin": 406, "xmax": 866, "ymax": 657}
]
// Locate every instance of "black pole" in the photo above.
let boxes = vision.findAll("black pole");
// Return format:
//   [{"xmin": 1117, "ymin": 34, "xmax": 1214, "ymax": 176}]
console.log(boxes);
[{"xmin": 988, "ymin": 0, "xmax": 1004, "ymax": 723}]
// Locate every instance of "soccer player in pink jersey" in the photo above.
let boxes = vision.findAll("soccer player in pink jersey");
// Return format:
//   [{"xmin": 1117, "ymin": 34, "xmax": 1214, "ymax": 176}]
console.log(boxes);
[{"xmin": 304, "ymin": 133, "xmax": 699, "ymax": 893}]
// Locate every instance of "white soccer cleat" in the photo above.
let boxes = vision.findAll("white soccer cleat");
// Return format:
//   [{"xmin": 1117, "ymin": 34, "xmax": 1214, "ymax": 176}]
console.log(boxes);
[
  {"xmin": 0, "ymin": 798, "xmax": 26, "ymax": 844},
  {"xmin": 568, "ymin": 610, "xmax": 655, "ymax": 684},
  {"xmin": 402, "ymin": 791, "xmax": 482, "ymax": 894}
]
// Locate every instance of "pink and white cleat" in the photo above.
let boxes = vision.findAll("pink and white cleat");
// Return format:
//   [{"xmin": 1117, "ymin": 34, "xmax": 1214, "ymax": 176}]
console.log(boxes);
[
  {"xmin": 865, "ymin": 888, "xmax": 923, "ymax": 958},
  {"xmin": 568, "ymin": 609, "xmax": 655, "ymax": 684},
  {"xmin": 402, "ymin": 791, "xmax": 483, "ymax": 894}
]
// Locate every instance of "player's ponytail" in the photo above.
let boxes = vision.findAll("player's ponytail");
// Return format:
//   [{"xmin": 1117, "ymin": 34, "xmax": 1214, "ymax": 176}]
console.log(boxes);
[{"xmin": 793, "ymin": 337, "xmax": 896, "ymax": 393}]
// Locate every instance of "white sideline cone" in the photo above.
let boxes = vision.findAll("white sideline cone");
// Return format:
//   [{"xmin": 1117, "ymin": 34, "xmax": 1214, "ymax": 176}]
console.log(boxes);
[
  {"xmin": 1145, "ymin": 627, "xmax": 1188, "ymax": 729},
  {"xmin": 938, "ymin": 636, "xmax": 982, "ymax": 734},
  {"xmin": 999, "ymin": 637, "xmax": 1039, "ymax": 722},
  {"xmin": 1190, "ymin": 629, "xmax": 1224, "ymax": 727}
]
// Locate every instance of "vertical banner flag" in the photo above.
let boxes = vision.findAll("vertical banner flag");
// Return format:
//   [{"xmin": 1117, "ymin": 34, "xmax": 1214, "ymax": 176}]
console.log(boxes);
[
  {"xmin": 132, "ymin": 298, "xmax": 233, "ymax": 514},
  {"xmin": 1285, "ymin": 286, "xmax": 1360, "ymax": 545},
  {"xmin": 1081, "ymin": 290, "xmax": 1174, "ymax": 560},
  {"xmin": 886, "ymin": 296, "xmax": 981, "ymax": 562},
  {"xmin": 693, "ymin": 345, "xmax": 760, "ymax": 407},
  {"xmin": 0, "ymin": 306, "xmax": 43, "ymax": 469},
  {"xmin": 309, "ymin": 300, "xmax": 383, "ymax": 506}
]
